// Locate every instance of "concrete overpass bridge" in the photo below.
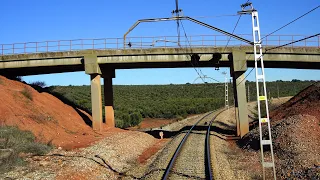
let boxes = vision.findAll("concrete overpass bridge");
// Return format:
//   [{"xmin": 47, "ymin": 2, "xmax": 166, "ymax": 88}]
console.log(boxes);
[{"xmin": 1, "ymin": 34, "xmax": 319, "ymax": 137}]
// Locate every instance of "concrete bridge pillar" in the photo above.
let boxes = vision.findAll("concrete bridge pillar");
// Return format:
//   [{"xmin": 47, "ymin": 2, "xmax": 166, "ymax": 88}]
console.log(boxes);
[
  {"xmin": 85, "ymin": 54, "xmax": 102, "ymax": 131},
  {"xmin": 230, "ymin": 50, "xmax": 249, "ymax": 138},
  {"xmin": 102, "ymin": 69, "xmax": 115, "ymax": 127}
]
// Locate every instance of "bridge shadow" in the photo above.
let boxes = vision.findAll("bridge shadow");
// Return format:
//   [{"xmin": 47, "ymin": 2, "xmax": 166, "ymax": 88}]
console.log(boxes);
[
  {"xmin": 144, "ymin": 124, "xmax": 237, "ymax": 139},
  {"xmin": 32, "ymin": 85, "xmax": 94, "ymax": 128}
]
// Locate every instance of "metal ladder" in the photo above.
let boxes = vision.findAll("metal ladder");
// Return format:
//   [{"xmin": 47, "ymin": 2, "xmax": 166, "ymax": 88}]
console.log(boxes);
[
  {"xmin": 239, "ymin": 2, "xmax": 276, "ymax": 179},
  {"xmin": 223, "ymin": 71, "xmax": 229, "ymax": 109}
]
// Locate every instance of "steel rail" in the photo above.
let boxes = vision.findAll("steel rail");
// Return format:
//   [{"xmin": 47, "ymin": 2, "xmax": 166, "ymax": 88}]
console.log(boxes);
[
  {"xmin": 162, "ymin": 108, "xmax": 226, "ymax": 180},
  {"xmin": 205, "ymin": 109, "xmax": 226, "ymax": 180}
]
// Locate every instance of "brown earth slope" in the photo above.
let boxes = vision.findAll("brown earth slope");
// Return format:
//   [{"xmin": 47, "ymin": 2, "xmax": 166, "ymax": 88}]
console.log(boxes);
[
  {"xmin": 239, "ymin": 82, "xmax": 320, "ymax": 179},
  {"xmin": 270, "ymin": 82, "xmax": 320, "ymax": 122},
  {"xmin": 0, "ymin": 76, "xmax": 122, "ymax": 150}
]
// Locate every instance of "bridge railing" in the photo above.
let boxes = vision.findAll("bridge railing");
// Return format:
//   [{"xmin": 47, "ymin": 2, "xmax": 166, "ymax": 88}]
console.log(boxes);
[{"xmin": 1, "ymin": 34, "xmax": 319, "ymax": 55}]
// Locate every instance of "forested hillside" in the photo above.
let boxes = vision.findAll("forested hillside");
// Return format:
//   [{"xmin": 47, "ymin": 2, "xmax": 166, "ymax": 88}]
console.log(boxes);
[{"xmin": 48, "ymin": 80, "xmax": 316, "ymax": 128}]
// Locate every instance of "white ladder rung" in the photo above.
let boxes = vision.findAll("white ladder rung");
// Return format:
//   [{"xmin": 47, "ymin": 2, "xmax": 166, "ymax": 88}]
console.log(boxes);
[
  {"xmin": 261, "ymin": 140, "xmax": 272, "ymax": 145},
  {"xmin": 261, "ymin": 118, "xmax": 268, "ymax": 123},
  {"xmin": 257, "ymin": 75, "xmax": 264, "ymax": 80},
  {"xmin": 263, "ymin": 162, "xmax": 274, "ymax": 168},
  {"xmin": 259, "ymin": 96, "xmax": 266, "ymax": 101}
]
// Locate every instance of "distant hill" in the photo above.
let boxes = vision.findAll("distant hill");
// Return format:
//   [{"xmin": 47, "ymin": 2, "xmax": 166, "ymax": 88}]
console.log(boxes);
[{"xmin": 48, "ymin": 80, "xmax": 316, "ymax": 128}]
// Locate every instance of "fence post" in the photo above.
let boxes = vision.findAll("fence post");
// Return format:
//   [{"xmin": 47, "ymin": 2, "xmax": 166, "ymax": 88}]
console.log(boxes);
[
  {"xmin": 215, "ymin": 35, "xmax": 217, "ymax": 47},
  {"xmin": 292, "ymin": 36, "xmax": 294, "ymax": 47},
  {"xmin": 81, "ymin": 40, "xmax": 83, "ymax": 49},
  {"xmin": 92, "ymin": 39, "xmax": 94, "ymax": 49},
  {"xmin": 24, "ymin": 43, "xmax": 26, "ymax": 53},
  {"xmin": 2, "ymin": 44, "xmax": 3, "ymax": 55},
  {"xmin": 305, "ymin": 36, "xmax": 307, "ymax": 47},
  {"xmin": 318, "ymin": 35, "xmax": 320, "ymax": 48},
  {"xmin": 36, "ymin": 42, "xmax": 38, "ymax": 53},
  {"xmin": 13, "ymin": 44, "xmax": 14, "ymax": 54},
  {"xmin": 165, "ymin": 37, "xmax": 167, "ymax": 47},
  {"xmin": 117, "ymin": 38, "xmax": 119, "ymax": 49},
  {"xmin": 70, "ymin": 40, "xmax": 72, "ymax": 51},
  {"xmin": 279, "ymin": 36, "xmax": 280, "ymax": 46},
  {"xmin": 46, "ymin": 41, "xmax": 48, "ymax": 52},
  {"xmin": 104, "ymin": 39, "xmax": 106, "ymax": 49},
  {"xmin": 58, "ymin": 41, "xmax": 60, "ymax": 51},
  {"xmin": 266, "ymin": 36, "xmax": 268, "ymax": 46},
  {"xmin": 152, "ymin": 37, "xmax": 154, "ymax": 47},
  {"xmin": 140, "ymin": 37, "xmax": 142, "ymax": 49},
  {"xmin": 202, "ymin": 36, "xmax": 204, "ymax": 46}
]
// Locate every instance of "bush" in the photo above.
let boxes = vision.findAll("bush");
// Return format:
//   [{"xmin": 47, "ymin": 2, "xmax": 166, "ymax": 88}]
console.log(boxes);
[
  {"xmin": 48, "ymin": 81, "xmax": 314, "ymax": 129},
  {"xmin": 115, "ymin": 119, "xmax": 124, "ymax": 128},
  {"xmin": 30, "ymin": 81, "xmax": 46, "ymax": 88},
  {"xmin": 0, "ymin": 126, "xmax": 52, "ymax": 173},
  {"xmin": 21, "ymin": 88, "xmax": 33, "ymax": 100}
]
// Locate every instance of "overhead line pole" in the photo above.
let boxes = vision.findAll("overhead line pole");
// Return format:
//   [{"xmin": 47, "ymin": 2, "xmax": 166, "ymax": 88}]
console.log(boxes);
[{"xmin": 239, "ymin": 2, "xmax": 276, "ymax": 179}]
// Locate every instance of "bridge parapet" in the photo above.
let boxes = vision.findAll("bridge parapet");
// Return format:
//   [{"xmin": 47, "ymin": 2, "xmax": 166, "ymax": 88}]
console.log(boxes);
[{"xmin": 1, "ymin": 34, "xmax": 319, "ymax": 56}]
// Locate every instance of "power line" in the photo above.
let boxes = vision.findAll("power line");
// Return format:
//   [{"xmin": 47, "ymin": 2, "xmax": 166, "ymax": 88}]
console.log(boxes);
[
  {"xmin": 237, "ymin": 67, "xmax": 255, "ymax": 86},
  {"xmin": 220, "ymin": 0, "xmax": 250, "ymax": 69},
  {"xmin": 223, "ymin": 15, "xmax": 242, "ymax": 53},
  {"xmin": 261, "ymin": 5, "xmax": 320, "ymax": 40},
  {"xmin": 266, "ymin": 33, "xmax": 320, "ymax": 51},
  {"xmin": 179, "ymin": 20, "xmax": 207, "ymax": 83},
  {"xmin": 235, "ymin": 4, "xmax": 319, "ymax": 82},
  {"xmin": 237, "ymin": 33, "xmax": 319, "ymax": 86}
]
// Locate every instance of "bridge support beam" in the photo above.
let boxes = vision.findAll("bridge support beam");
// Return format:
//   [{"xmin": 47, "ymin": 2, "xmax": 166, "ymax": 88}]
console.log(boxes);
[
  {"xmin": 230, "ymin": 50, "xmax": 249, "ymax": 138},
  {"xmin": 85, "ymin": 54, "xmax": 103, "ymax": 131},
  {"xmin": 90, "ymin": 74, "xmax": 103, "ymax": 131},
  {"xmin": 103, "ymin": 69, "xmax": 115, "ymax": 127}
]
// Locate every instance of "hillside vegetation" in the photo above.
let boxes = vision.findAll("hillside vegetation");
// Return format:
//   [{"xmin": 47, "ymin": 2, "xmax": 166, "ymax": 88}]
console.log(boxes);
[{"xmin": 48, "ymin": 80, "xmax": 315, "ymax": 128}]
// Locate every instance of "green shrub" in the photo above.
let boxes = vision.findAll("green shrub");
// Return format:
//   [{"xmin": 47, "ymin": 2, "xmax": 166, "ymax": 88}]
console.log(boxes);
[
  {"xmin": 0, "ymin": 126, "xmax": 52, "ymax": 173},
  {"xmin": 115, "ymin": 119, "xmax": 124, "ymax": 128},
  {"xmin": 48, "ymin": 81, "xmax": 314, "ymax": 128},
  {"xmin": 30, "ymin": 81, "xmax": 46, "ymax": 88},
  {"xmin": 21, "ymin": 88, "xmax": 33, "ymax": 100}
]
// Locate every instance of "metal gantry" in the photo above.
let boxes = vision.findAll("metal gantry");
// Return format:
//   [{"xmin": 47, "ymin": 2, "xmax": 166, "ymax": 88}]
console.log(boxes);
[{"xmin": 239, "ymin": 2, "xmax": 276, "ymax": 180}]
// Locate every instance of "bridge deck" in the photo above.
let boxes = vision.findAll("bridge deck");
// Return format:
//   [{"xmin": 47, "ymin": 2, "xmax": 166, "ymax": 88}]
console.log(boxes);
[{"xmin": 0, "ymin": 35, "xmax": 319, "ymax": 76}]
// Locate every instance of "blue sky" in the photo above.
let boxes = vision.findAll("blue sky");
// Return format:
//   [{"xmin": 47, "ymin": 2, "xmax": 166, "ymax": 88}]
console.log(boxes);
[{"xmin": 1, "ymin": 0, "xmax": 319, "ymax": 85}]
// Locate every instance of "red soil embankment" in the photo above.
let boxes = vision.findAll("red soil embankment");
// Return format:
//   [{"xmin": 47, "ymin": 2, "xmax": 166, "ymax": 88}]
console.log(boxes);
[{"xmin": 0, "ymin": 76, "xmax": 123, "ymax": 150}]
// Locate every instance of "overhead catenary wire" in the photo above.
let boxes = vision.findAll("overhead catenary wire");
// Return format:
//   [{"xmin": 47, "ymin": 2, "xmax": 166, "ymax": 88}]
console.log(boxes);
[
  {"xmin": 266, "ymin": 33, "xmax": 320, "ymax": 51},
  {"xmin": 261, "ymin": 5, "xmax": 320, "ymax": 40},
  {"xmin": 236, "ymin": 33, "xmax": 319, "ymax": 86},
  {"xmin": 179, "ymin": 19, "xmax": 207, "ymax": 83},
  {"xmin": 220, "ymin": 0, "xmax": 251, "ymax": 70},
  {"xmin": 222, "ymin": 14, "xmax": 242, "ymax": 53},
  {"xmin": 171, "ymin": 0, "xmax": 208, "ymax": 83},
  {"xmin": 236, "ymin": 4, "xmax": 319, "ymax": 86}
]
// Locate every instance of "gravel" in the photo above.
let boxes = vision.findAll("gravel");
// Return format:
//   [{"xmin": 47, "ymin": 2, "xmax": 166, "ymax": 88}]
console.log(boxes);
[{"xmin": 1, "ymin": 130, "xmax": 158, "ymax": 180}]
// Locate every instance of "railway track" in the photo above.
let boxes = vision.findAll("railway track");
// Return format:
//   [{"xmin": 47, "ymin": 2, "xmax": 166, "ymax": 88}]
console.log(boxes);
[{"xmin": 161, "ymin": 109, "xmax": 225, "ymax": 180}]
